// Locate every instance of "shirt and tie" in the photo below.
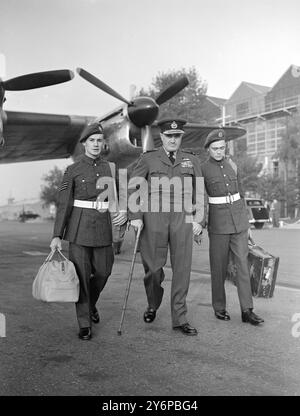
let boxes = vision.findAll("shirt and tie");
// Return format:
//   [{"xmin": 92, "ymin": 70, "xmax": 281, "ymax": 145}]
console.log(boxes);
[{"xmin": 166, "ymin": 150, "xmax": 176, "ymax": 164}]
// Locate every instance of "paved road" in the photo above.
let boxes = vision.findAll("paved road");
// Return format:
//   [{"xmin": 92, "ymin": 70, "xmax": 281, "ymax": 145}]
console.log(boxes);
[{"xmin": 0, "ymin": 220, "xmax": 300, "ymax": 396}]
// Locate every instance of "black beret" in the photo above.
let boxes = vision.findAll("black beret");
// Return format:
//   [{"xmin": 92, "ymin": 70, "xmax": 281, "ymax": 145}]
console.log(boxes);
[
  {"xmin": 79, "ymin": 122, "xmax": 104, "ymax": 143},
  {"xmin": 204, "ymin": 128, "xmax": 226, "ymax": 148},
  {"xmin": 157, "ymin": 118, "xmax": 186, "ymax": 134}
]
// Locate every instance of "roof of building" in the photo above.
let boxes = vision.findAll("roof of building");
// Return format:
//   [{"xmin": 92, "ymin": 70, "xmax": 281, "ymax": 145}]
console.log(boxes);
[
  {"xmin": 206, "ymin": 95, "xmax": 227, "ymax": 107},
  {"xmin": 241, "ymin": 82, "xmax": 271, "ymax": 95}
]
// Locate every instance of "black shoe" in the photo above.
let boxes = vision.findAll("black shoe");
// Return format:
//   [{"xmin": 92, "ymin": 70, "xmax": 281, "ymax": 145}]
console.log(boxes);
[
  {"xmin": 143, "ymin": 307, "xmax": 156, "ymax": 323},
  {"xmin": 173, "ymin": 323, "xmax": 198, "ymax": 336},
  {"xmin": 215, "ymin": 310, "xmax": 231, "ymax": 321},
  {"xmin": 91, "ymin": 308, "xmax": 100, "ymax": 324},
  {"xmin": 242, "ymin": 309, "xmax": 264, "ymax": 325},
  {"xmin": 78, "ymin": 327, "xmax": 92, "ymax": 340}
]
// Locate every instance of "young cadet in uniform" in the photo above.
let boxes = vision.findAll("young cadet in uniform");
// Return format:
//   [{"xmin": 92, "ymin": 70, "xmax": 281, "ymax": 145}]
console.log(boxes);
[
  {"xmin": 50, "ymin": 122, "xmax": 127, "ymax": 340},
  {"xmin": 129, "ymin": 118, "xmax": 205, "ymax": 336},
  {"xmin": 201, "ymin": 128, "xmax": 264, "ymax": 326}
]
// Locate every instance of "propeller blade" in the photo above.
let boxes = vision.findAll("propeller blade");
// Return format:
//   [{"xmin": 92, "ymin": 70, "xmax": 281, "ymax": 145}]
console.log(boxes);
[
  {"xmin": 155, "ymin": 76, "xmax": 189, "ymax": 106},
  {"xmin": 2, "ymin": 70, "xmax": 74, "ymax": 91},
  {"xmin": 76, "ymin": 68, "xmax": 132, "ymax": 105}
]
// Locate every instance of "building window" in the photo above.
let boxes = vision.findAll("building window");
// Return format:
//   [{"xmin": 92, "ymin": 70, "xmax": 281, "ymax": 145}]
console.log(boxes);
[
  {"xmin": 266, "ymin": 130, "xmax": 276, "ymax": 139},
  {"xmin": 247, "ymin": 134, "xmax": 256, "ymax": 144},
  {"xmin": 247, "ymin": 123, "xmax": 255, "ymax": 133},
  {"xmin": 257, "ymin": 132, "xmax": 265, "ymax": 141},
  {"xmin": 257, "ymin": 142, "xmax": 266, "ymax": 151},
  {"xmin": 267, "ymin": 120, "xmax": 276, "ymax": 129},
  {"xmin": 236, "ymin": 101, "xmax": 249, "ymax": 117},
  {"xmin": 266, "ymin": 140, "xmax": 276, "ymax": 150},
  {"xmin": 247, "ymin": 143, "xmax": 256, "ymax": 153}
]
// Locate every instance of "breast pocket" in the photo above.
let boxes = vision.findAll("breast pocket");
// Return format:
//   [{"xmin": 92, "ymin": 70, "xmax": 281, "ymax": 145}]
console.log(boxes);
[
  {"xmin": 75, "ymin": 176, "xmax": 97, "ymax": 199},
  {"xmin": 207, "ymin": 177, "xmax": 223, "ymax": 195},
  {"xmin": 149, "ymin": 169, "xmax": 168, "ymax": 178},
  {"xmin": 180, "ymin": 167, "xmax": 194, "ymax": 176},
  {"xmin": 228, "ymin": 174, "xmax": 238, "ymax": 192}
]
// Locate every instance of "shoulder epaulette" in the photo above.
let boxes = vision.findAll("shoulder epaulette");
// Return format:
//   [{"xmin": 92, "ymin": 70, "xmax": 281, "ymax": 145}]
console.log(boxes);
[{"xmin": 144, "ymin": 149, "xmax": 158, "ymax": 153}]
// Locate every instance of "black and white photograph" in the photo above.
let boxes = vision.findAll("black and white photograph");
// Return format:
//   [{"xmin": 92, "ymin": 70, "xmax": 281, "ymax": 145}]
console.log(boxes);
[{"xmin": 0, "ymin": 0, "xmax": 300, "ymax": 403}]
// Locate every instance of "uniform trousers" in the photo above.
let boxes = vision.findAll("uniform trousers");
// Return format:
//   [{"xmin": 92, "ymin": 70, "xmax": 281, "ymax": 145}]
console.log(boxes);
[
  {"xmin": 140, "ymin": 211, "xmax": 193, "ymax": 327},
  {"xmin": 69, "ymin": 243, "xmax": 114, "ymax": 328},
  {"xmin": 209, "ymin": 229, "xmax": 253, "ymax": 312}
]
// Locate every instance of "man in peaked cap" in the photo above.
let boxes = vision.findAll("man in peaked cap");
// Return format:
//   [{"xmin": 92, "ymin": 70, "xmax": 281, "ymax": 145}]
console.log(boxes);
[
  {"xmin": 201, "ymin": 128, "xmax": 264, "ymax": 326},
  {"xmin": 50, "ymin": 122, "xmax": 127, "ymax": 340},
  {"xmin": 128, "ymin": 117, "xmax": 205, "ymax": 336}
]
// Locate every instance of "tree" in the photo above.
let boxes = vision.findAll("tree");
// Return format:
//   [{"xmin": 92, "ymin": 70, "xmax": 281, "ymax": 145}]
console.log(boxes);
[
  {"xmin": 139, "ymin": 67, "xmax": 210, "ymax": 122},
  {"xmin": 40, "ymin": 166, "xmax": 65, "ymax": 208}
]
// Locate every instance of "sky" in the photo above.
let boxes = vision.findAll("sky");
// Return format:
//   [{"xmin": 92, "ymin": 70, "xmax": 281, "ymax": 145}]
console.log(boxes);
[{"xmin": 1, "ymin": 0, "xmax": 300, "ymax": 205}]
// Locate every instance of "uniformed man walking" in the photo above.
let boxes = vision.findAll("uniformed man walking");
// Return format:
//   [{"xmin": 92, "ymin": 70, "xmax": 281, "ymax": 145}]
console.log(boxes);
[
  {"xmin": 201, "ymin": 128, "xmax": 264, "ymax": 326},
  {"xmin": 50, "ymin": 122, "xmax": 127, "ymax": 340},
  {"xmin": 129, "ymin": 118, "xmax": 205, "ymax": 336}
]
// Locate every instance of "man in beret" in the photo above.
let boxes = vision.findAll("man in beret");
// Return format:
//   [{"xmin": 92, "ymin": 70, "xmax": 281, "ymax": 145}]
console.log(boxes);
[
  {"xmin": 201, "ymin": 128, "xmax": 264, "ymax": 325},
  {"xmin": 50, "ymin": 122, "xmax": 127, "ymax": 340},
  {"xmin": 128, "ymin": 118, "xmax": 205, "ymax": 336}
]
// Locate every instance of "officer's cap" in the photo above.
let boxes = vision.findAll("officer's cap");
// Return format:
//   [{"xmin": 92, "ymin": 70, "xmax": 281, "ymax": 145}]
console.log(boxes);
[
  {"xmin": 204, "ymin": 128, "xmax": 226, "ymax": 148},
  {"xmin": 157, "ymin": 118, "xmax": 186, "ymax": 135},
  {"xmin": 79, "ymin": 122, "xmax": 104, "ymax": 143}
]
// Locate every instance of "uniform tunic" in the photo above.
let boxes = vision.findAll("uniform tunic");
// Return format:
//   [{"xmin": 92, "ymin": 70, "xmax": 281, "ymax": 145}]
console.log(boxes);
[
  {"xmin": 129, "ymin": 147, "xmax": 205, "ymax": 327},
  {"xmin": 201, "ymin": 157, "xmax": 253, "ymax": 312},
  {"xmin": 53, "ymin": 154, "xmax": 114, "ymax": 328}
]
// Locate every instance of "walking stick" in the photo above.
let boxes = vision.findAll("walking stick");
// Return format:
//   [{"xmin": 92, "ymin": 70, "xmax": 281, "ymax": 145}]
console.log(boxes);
[{"xmin": 117, "ymin": 226, "xmax": 142, "ymax": 335}]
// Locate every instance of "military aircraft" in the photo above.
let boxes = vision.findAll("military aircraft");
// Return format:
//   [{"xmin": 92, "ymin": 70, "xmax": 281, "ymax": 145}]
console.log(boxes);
[{"xmin": 0, "ymin": 68, "xmax": 246, "ymax": 168}]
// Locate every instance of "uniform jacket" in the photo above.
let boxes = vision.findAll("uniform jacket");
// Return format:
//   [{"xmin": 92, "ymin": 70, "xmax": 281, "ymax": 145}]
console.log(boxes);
[
  {"xmin": 128, "ymin": 146, "xmax": 205, "ymax": 224},
  {"xmin": 53, "ymin": 154, "xmax": 114, "ymax": 247},
  {"xmin": 201, "ymin": 156, "xmax": 249, "ymax": 234}
]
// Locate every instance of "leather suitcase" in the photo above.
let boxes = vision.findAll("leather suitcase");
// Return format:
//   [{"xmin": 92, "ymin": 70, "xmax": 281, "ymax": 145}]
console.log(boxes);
[
  {"xmin": 248, "ymin": 244, "xmax": 279, "ymax": 298},
  {"xmin": 226, "ymin": 243, "xmax": 279, "ymax": 298}
]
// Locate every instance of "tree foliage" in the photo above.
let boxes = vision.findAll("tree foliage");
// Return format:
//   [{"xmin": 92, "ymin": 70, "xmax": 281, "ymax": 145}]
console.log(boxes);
[
  {"xmin": 40, "ymin": 166, "xmax": 65, "ymax": 208},
  {"xmin": 140, "ymin": 67, "xmax": 210, "ymax": 122}
]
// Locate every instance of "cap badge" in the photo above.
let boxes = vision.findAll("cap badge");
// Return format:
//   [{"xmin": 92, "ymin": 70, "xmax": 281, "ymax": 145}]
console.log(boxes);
[
  {"xmin": 171, "ymin": 121, "xmax": 177, "ymax": 129},
  {"xmin": 218, "ymin": 131, "xmax": 224, "ymax": 138}
]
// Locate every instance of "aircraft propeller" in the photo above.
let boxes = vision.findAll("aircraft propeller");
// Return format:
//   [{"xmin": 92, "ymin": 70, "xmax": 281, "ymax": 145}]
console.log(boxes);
[
  {"xmin": 0, "ymin": 69, "xmax": 74, "ymax": 146},
  {"xmin": 76, "ymin": 67, "xmax": 189, "ymax": 151},
  {"xmin": 0, "ymin": 69, "xmax": 74, "ymax": 91}
]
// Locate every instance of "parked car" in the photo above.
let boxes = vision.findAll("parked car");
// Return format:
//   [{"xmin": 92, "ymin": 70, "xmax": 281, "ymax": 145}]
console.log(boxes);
[
  {"xmin": 18, "ymin": 210, "xmax": 40, "ymax": 222},
  {"xmin": 245, "ymin": 198, "xmax": 270, "ymax": 229}
]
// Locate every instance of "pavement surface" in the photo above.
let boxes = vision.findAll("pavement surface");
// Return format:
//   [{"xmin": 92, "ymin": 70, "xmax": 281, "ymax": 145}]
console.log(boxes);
[{"xmin": 0, "ymin": 220, "xmax": 300, "ymax": 396}]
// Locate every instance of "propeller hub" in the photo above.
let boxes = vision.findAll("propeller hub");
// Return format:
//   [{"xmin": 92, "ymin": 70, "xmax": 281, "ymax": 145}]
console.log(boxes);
[{"xmin": 127, "ymin": 96, "xmax": 159, "ymax": 128}]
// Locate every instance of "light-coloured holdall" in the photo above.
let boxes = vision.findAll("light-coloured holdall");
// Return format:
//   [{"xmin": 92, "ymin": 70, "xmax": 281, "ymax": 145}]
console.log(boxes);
[{"xmin": 32, "ymin": 248, "xmax": 79, "ymax": 302}]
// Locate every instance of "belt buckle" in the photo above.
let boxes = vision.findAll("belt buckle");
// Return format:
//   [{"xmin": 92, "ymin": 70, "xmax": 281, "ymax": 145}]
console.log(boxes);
[
  {"xmin": 96, "ymin": 200, "xmax": 107, "ymax": 213},
  {"xmin": 228, "ymin": 193, "xmax": 233, "ymax": 204}
]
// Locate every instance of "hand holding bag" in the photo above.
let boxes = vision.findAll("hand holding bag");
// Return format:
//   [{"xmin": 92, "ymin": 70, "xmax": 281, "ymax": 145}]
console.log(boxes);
[{"xmin": 32, "ymin": 249, "xmax": 79, "ymax": 302}]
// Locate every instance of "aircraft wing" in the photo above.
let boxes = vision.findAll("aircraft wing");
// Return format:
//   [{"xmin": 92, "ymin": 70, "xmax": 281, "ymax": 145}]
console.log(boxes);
[
  {"xmin": 0, "ymin": 110, "xmax": 94, "ymax": 164},
  {"xmin": 152, "ymin": 122, "xmax": 246, "ymax": 152}
]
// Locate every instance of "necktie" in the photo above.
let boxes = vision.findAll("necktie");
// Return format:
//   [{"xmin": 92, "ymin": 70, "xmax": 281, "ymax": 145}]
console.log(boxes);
[{"xmin": 169, "ymin": 151, "xmax": 175, "ymax": 164}]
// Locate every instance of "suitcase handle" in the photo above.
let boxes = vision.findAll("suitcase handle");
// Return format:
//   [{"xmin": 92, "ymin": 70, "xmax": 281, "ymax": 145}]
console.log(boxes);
[{"xmin": 248, "ymin": 235, "xmax": 256, "ymax": 247}]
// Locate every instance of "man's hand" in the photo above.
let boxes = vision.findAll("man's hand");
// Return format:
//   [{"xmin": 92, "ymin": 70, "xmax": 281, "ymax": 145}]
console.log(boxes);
[
  {"xmin": 50, "ymin": 237, "xmax": 62, "ymax": 251},
  {"xmin": 130, "ymin": 219, "xmax": 143, "ymax": 231},
  {"xmin": 112, "ymin": 211, "xmax": 128, "ymax": 226},
  {"xmin": 192, "ymin": 222, "xmax": 203, "ymax": 235},
  {"xmin": 248, "ymin": 227, "xmax": 255, "ymax": 245}
]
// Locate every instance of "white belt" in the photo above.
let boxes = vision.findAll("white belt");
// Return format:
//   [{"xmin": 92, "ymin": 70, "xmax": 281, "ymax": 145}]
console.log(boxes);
[
  {"xmin": 73, "ymin": 199, "xmax": 109, "ymax": 210},
  {"xmin": 208, "ymin": 193, "xmax": 240, "ymax": 204}
]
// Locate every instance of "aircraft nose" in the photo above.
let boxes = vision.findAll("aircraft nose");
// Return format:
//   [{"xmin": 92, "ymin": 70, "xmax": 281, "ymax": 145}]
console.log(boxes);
[{"xmin": 127, "ymin": 96, "xmax": 159, "ymax": 127}]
